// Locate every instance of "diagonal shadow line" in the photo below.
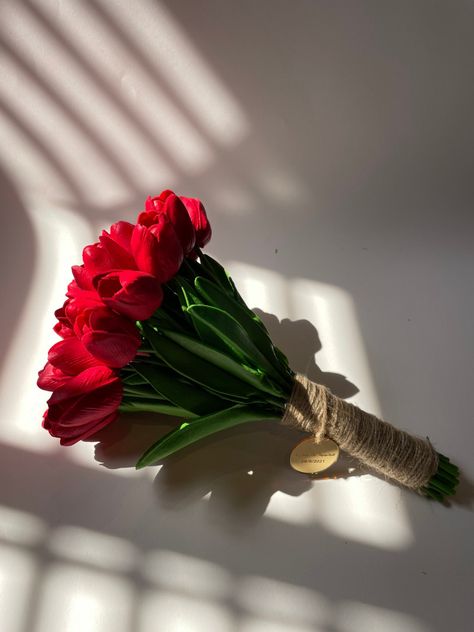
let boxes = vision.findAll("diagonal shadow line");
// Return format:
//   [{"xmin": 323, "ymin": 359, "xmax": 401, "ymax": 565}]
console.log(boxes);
[
  {"xmin": 65, "ymin": 192, "xmax": 167, "ymax": 223},
  {"xmin": 0, "ymin": 38, "xmax": 138, "ymax": 192},
  {"xmin": 18, "ymin": 539, "xmax": 153, "ymax": 632},
  {"xmin": 0, "ymin": 100, "xmax": 84, "ymax": 202},
  {"xmin": 84, "ymin": 0, "xmax": 221, "ymax": 149},
  {"xmin": 0, "ymin": 441, "xmax": 444, "ymax": 632},
  {"xmin": 0, "ymin": 164, "xmax": 37, "ymax": 375},
  {"xmin": 65, "ymin": 192, "xmax": 154, "ymax": 222},
  {"xmin": 0, "ymin": 40, "xmax": 136, "ymax": 195},
  {"xmin": 23, "ymin": 0, "xmax": 190, "ymax": 174}
]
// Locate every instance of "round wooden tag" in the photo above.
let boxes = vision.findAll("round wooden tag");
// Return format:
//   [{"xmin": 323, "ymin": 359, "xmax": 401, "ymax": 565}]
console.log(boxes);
[{"xmin": 290, "ymin": 437, "xmax": 339, "ymax": 474}]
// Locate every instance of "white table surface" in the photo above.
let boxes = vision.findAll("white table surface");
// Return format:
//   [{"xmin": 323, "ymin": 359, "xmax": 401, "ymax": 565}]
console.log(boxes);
[{"xmin": 0, "ymin": 2, "xmax": 472, "ymax": 631}]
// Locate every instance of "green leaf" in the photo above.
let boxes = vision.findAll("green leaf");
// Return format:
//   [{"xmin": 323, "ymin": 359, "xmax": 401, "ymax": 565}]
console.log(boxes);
[
  {"xmin": 198, "ymin": 253, "xmax": 248, "ymax": 306},
  {"xmin": 194, "ymin": 275, "xmax": 259, "ymax": 322},
  {"xmin": 136, "ymin": 405, "xmax": 278, "ymax": 467},
  {"xmin": 133, "ymin": 362, "xmax": 227, "ymax": 416},
  {"xmin": 187, "ymin": 304, "xmax": 250, "ymax": 364},
  {"xmin": 199, "ymin": 253, "xmax": 232, "ymax": 291},
  {"xmin": 142, "ymin": 323, "xmax": 259, "ymax": 400},
  {"xmin": 119, "ymin": 400, "xmax": 191, "ymax": 417},
  {"xmin": 122, "ymin": 373, "xmax": 148, "ymax": 386},
  {"xmin": 170, "ymin": 276, "xmax": 203, "ymax": 309},
  {"xmin": 227, "ymin": 274, "xmax": 249, "ymax": 307},
  {"xmin": 161, "ymin": 328, "xmax": 285, "ymax": 399},
  {"xmin": 273, "ymin": 345, "xmax": 291, "ymax": 371},
  {"xmin": 147, "ymin": 307, "xmax": 188, "ymax": 334},
  {"xmin": 123, "ymin": 385, "xmax": 167, "ymax": 399},
  {"xmin": 194, "ymin": 276, "xmax": 290, "ymax": 376},
  {"xmin": 162, "ymin": 285, "xmax": 194, "ymax": 329},
  {"xmin": 182, "ymin": 256, "xmax": 209, "ymax": 280},
  {"xmin": 187, "ymin": 304, "xmax": 288, "ymax": 390}
]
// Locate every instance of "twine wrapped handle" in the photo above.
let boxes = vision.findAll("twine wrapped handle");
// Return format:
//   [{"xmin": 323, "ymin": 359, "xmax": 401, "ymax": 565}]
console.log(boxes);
[{"xmin": 282, "ymin": 373, "xmax": 439, "ymax": 490}]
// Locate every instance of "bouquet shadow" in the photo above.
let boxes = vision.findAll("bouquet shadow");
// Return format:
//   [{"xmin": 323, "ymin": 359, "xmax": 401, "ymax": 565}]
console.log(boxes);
[{"xmin": 94, "ymin": 312, "xmax": 365, "ymax": 526}]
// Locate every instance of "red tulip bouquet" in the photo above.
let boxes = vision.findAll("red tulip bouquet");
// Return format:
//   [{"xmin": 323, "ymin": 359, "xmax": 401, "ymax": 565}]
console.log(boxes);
[{"xmin": 38, "ymin": 191, "xmax": 459, "ymax": 502}]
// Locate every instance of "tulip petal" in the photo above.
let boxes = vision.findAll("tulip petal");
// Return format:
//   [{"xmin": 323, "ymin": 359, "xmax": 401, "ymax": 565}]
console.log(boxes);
[
  {"xmin": 131, "ymin": 221, "xmax": 183, "ymax": 283},
  {"xmin": 48, "ymin": 365, "xmax": 118, "ymax": 403},
  {"xmin": 53, "ymin": 321, "xmax": 74, "ymax": 338},
  {"xmin": 97, "ymin": 270, "xmax": 163, "ymax": 320},
  {"xmin": 131, "ymin": 223, "xmax": 160, "ymax": 276},
  {"xmin": 83, "ymin": 242, "xmax": 115, "ymax": 277},
  {"xmin": 143, "ymin": 190, "xmax": 173, "ymax": 213},
  {"xmin": 82, "ymin": 331, "xmax": 140, "ymax": 367},
  {"xmin": 99, "ymin": 232, "xmax": 136, "ymax": 269},
  {"xmin": 148, "ymin": 219, "xmax": 184, "ymax": 279},
  {"xmin": 87, "ymin": 307, "xmax": 138, "ymax": 336},
  {"xmin": 37, "ymin": 362, "xmax": 70, "ymax": 391},
  {"xmin": 47, "ymin": 376, "xmax": 122, "ymax": 427},
  {"xmin": 137, "ymin": 209, "xmax": 160, "ymax": 227},
  {"xmin": 180, "ymin": 196, "xmax": 212, "ymax": 247},
  {"xmin": 109, "ymin": 221, "xmax": 134, "ymax": 251},
  {"xmin": 59, "ymin": 412, "xmax": 118, "ymax": 446},
  {"xmin": 53, "ymin": 303, "xmax": 74, "ymax": 339},
  {"xmin": 164, "ymin": 194, "xmax": 196, "ymax": 254},
  {"xmin": 71, "ymin": 265, "xmax": 94, "ymax": 290},
  {"xmin": 48, "ymin": 337, "xmax": 100, "ymax": 375}
]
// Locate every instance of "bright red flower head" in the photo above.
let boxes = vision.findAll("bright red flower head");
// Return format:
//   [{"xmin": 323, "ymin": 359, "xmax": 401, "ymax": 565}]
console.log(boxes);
[
  {"xmin": 38, "ymin": 335, "xmax": 103, "ymax": 391},
  {"xmin": 42, "ymin": 365, "xmax": 123, "ymax": 446},
  {"xmin": 53, "ymin": 302, "xmax": 74, "ymax": 339},
  {"xmin": 47, "ymin": 336, "xmax": 102, "ymax": 376},
  {"xmin": 82, "ymin": 221, "xmax": 136, "ymax": 280},
  {"xmin": 131, "ymin": 215, "xmax": 183, "ymax": 283},
  {"xmin": 38, "ymin": 362, "xmax": 72, "ymax": 391},
  {"xmin": 95, "ymin": 269, "xmax": 163, "ymax": 321},
  {"xmin": 72, "ymin": 306, "xmax": 141, "ymax": 368},
  {"xmin": 139, "ymin": 190, "xmax": 196, "ymax": 255},
  {"xmin": 39, "ymin": 190, "xmax": 212, "ymax": 448},
  {"xmin": 64, "ymin": 289, "xmax": 104, "ymax": 326}
]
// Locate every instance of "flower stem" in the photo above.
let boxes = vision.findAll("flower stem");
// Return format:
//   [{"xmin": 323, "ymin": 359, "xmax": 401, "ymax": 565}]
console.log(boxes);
[{"xmin": 421, "ymin": 452, "xmax": 459, "ymax": 502}]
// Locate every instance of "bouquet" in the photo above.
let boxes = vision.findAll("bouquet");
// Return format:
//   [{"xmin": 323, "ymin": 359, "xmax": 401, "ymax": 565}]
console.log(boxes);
[{"xmin": 38, "ymin": 190, "xmax": 459, "ymax": 502}]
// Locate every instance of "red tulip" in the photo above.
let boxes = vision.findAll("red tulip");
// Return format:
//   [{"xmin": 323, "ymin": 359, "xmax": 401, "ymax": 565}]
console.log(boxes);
[
  {"xmin": 82, "ymin": 242, "xmax": 116, "ymax": 278},
  {"xmin": 38, "ymin": 335, "xmax": 103, "ymax": 391},
  {"xmin": 42, "ymin": 365, "xmax": 122, "ymax": 445},
  {"xmin": 82, "ymin": 222, "xmax": 136, "ymax": 279},
  {"xmin": 109, "ymin": 220, "xmax": 134, "ymax": 251},
  {"xmin": 38, "ymin": 190, "xmax": 213, "ymax": 449},
  {"xmin": 179, "ymin": 195, "xmax": 212, "ymax": 248},
  {"xmin": 131, "ymin": 215, "xmax": 183, "ymax": 282},
  {"xmin": 138, "ymin": 190, "xmax": 170, "ymax": 227},
  {"xmin": 53, "ymin": 302, "xmax": 74, "ymax": 338},
  {"xmin": 99, "ymin": 231, "xmax": 136, "ymax": 269},
  {"xmin": 96, "ymin": 269, "xmax": 163, "ymax": 320},
  {"xmin": 71, "ymin": 264, "xmax": 94, "ymax": 291},
  {"xmin": 47, "ymin": 336, "xmax": 102, "ymax": 375},
  {"xmin": 142, "ymin": 189, "xmax": 171, "ymax": 214},
  {"xmin": 65, "ymin": 290, "xmax": 103, "ymax": 324},
  {"xmin": 73, "ymin": 306, "xmax": 141, "ymax": 368},
  {"xmin": 139, "ymin": 191, "xmax": 196, "ymax": 254},
  {"xmin": 37, "ymin": 362, "xmax": 71, "ymax": 391}
]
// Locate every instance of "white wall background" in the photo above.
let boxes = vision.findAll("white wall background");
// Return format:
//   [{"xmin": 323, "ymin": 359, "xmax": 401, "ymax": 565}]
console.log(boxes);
[{"xmin": 0, "ymin": 2, "xmax": 473, "ymax": 631}]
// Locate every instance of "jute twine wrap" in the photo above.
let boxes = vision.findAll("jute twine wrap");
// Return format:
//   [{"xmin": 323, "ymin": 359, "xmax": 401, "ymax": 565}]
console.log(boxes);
[{"xmin": 282, "ymin": 373, "xmax": 438, "ymax": 489}]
